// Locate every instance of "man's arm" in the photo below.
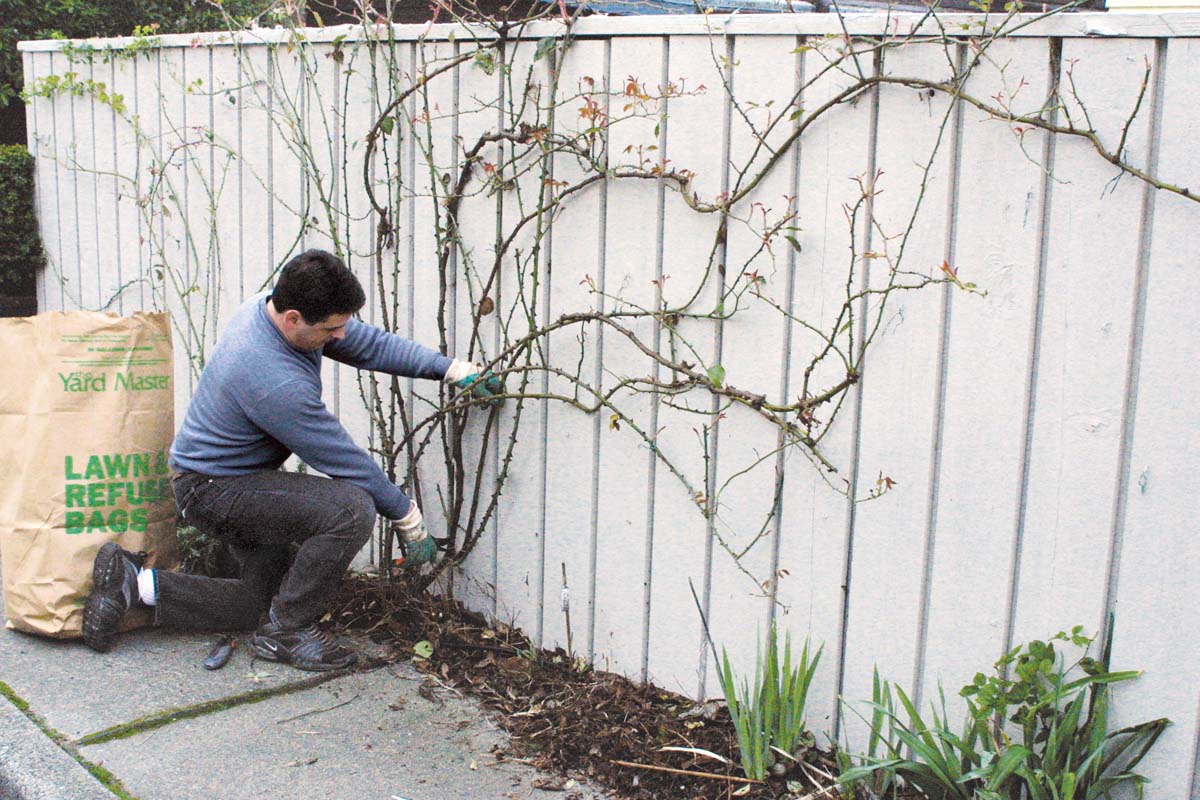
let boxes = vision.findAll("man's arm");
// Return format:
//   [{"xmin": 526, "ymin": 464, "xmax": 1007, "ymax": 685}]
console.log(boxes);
[
  {"xmin": 323, "ymin": 318, "xmax": 453, "ymax": 380},
  {"xmin": 325, "ymin": 318, "xmax": 504, "ymax": 403},
  {"xmin": 241, "ymin": 378, "xmax": 411, "ymax": 520}
]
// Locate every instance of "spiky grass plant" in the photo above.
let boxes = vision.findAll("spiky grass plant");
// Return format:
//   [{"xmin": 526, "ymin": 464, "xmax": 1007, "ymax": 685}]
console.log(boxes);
[{"xmin": 717, "ymin": 625, "xmax": 823, "ymax": 780}]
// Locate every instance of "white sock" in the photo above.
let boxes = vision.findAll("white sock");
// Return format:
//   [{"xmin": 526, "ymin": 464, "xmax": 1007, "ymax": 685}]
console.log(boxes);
[{"xmin": 137, "ymin": 568, "xmax": 157, "ymax": 606}]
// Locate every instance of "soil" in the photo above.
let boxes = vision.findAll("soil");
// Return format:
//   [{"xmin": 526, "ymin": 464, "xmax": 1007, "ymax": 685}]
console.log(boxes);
[{"xmin": 328, "ymin": 575, "xmax": 844, "ymax": 800}]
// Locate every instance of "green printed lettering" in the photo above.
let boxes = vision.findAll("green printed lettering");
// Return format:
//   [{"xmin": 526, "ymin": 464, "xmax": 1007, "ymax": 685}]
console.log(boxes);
[
  {"xmin": 106, "ymin": 481, "xmax": 125, "ymax": 505},
  {"xmin": 131, "ymin": 453, "xmax": 150, "ymax": 478},
  {"xmin": 85, "ymin": 510, "xmax": 106, "ymax": 533},
  {"xmin": 65, "ymin": 484, "xmax": 85, "ymax": 508},
  {"xmin": 57, "ymin": 372, "xmax": 105, "ymax": 392},
  {"xmin": 102, "ymin": 454, "xmax": 130, "ymax": 478},
  {"xmin": 130, "ymin": 507, "xmax": 148, "ymax": 532},
  {"xmin": 114, "ymin": 372, "xmax": 170, "ymax": 391},
  {"xmin": 64, "ymin": 456, "xmax": 82, "ymax": 480},
  {"xmin": 83, "ymin": 455, "xmax": 105, "ymax": 480},
  {"xmin": 66, "ymin": 511, "xmax": 85, "ymax": 535},
  {"xmin": 87, "ymin": 482, "xmax": 107, "ymax": 508},
  {"xmin": 153, "ymin": 450, "xmax": 169, "ymax": 475},
  {"xmin": 108, "ymin": 509, "xmax": 128, "ymax": 533}
]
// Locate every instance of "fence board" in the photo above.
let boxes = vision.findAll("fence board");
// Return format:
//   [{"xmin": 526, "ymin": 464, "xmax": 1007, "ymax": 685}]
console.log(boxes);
[
  {"xmin": 1107, "ymin": 36, "xmax": 1200, "ymax": 800},
  {"xmin": 1012, "ymin": 38, "xmax": 1157, "ymax": 650},
  {"xmin": 446, "ymin": 40, "xmax": 505, "ymax": 611},
  {"xmin": 705, "ymin": 33, "xmax": 805, "ymax": 696},
  {"xmin": 839, "ymin": 37, "xmax": 957, "ymax": 745},
  {"xmin": 773, "ymin": 33, "xmax": 876, "ymax": 727},
  {"xmin": 109, "ymin": 54, "xmax": 142, "ymax": 314},
  {"xmin": 86, "ymin": 58, "xmax": 118, "ymax": 313},
  {"xmin": 339, "ymin": 39, "xmax": 385, "ymax": 568},
  {"xmin": 917, "ymin": 36, "xmax": 1049, "ymax": 710},
  {"xmin": 645, "ymin": 33, "xmax": 727, "ymax": 696},
  {"xmin": 237, "ymin": 43, "xmax": 278, "ymax": 295},
  {"xmin": 405, "ymin": 39, "xmax": 459, "ymax": 556},
  {"xmin": 154, "ymin": 45, "xmax": 199, "ymax": 424},
  {"xmin": 54, "ymin": 53, "xmax": 84, "ymax": 310},
  {"xmin": 208, "ymin": 47, "xmax": 243, "ymax": 350},
  {"xmin": 490, "ymin": 36, "xmax": 551, "ymax": 637},
  {"xmin": 26, "ymin": 51, "xmax": 62, "ymax": 312},
  {"xmin": 540, "ymin": 38, "xmax": 609, "ymax": 659},
  {"xmin": 590, "ymin": 34, "xmax": 665, "ymax": 675}
]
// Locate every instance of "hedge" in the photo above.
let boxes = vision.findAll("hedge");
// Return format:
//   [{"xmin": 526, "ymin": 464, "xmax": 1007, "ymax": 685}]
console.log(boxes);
[{"xmin": 0, "ymin": 144, "xmax": 43, "ymax": 296}]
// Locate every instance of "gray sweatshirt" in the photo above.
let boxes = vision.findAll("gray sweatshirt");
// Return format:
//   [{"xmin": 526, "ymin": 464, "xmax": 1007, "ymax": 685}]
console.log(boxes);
[{"xmin": 169, "ymin": 292, "xmax": 451, "ymax": 519}]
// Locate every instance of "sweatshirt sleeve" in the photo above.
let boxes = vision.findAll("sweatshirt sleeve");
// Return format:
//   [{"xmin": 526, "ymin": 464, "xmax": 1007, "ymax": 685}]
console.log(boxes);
[
  {"xmin": 240, "ymin": 377, "xmax": 412, "ymax": 520},
  {"xmin": 323, "ymin": 318, "xmax": 453, "ymax": 380}
]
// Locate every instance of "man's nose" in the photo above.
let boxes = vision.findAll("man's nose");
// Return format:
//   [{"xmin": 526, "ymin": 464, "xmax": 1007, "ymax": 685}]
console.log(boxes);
[{"xmin": 331, "ymin": 328, "xmax": 346, "ymax": 340}]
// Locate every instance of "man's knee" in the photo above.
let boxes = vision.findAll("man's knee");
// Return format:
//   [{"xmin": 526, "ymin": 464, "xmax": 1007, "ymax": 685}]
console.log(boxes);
[{"xmin": 333, "ymin": 483, "xmax": 376, "ymax": 546}]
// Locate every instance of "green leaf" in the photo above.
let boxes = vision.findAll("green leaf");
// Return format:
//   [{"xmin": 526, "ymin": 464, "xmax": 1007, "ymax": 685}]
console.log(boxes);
[
  {"xmin": 412, "ymin": 640, "xmax": 434, "ymax": 660},
  {"xmin": 785, "ymin": 235, "xmax": 803, "ymax": 253},
  {"xmin": 473, "ymin": 48, "xmax": 497, "ymax": 75},
  {"xmin": 534, "ymin": 37, "xmax": 557, "ymax": 62},
  {"xmin": 379, "ymin": 115, "xmax": 394, "ymax": 136},
  {"xmin": 707, "ymin": 365, "xmax": 726, "ymax": 388}
]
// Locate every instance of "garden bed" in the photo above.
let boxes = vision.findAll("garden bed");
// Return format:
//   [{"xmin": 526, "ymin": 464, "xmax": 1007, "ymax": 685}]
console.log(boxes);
[{"xmin": 329, "ymin": 575, "xmax": 844, "ymax": 800}]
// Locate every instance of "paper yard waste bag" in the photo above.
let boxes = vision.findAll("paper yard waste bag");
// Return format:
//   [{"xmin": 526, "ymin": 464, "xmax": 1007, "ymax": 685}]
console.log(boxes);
[{"xmin": 0, "ymin": 311, "xmax": 179, "ymax": 637}]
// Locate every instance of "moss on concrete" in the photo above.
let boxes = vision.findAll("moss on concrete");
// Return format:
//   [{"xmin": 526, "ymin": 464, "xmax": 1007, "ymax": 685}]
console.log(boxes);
[
  {"xmin": 74, "ymin": 671, "xmax": 344, "ymax": 746},
  {"xmin": 1, "ymin": 679, "xmax": 139, "ymax": 800}
]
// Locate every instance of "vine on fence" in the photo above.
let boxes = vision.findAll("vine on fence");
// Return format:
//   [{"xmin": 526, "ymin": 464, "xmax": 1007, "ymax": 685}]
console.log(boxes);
[{"xmin": 24, "ymin": 0, "xmax": 1193, "ymax": 606}]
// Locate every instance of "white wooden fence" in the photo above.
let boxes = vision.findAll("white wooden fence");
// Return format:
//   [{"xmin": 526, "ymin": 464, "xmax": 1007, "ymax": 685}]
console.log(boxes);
[{"xmin": 20, "ymin": 14, "xmax": 1200, "ymax": 796}]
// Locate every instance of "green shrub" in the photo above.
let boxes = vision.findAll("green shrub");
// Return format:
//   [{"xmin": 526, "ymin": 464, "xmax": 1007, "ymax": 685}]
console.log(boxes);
[
  {"xmin": 838, "ymin": 626, "xmax": 1171, "ymax": 800},
  {"xmin": 0, "ymin": 144, "xmax": 43, "ymax": 296},
  {"xmin": 0, "ymin": 0, "xmax": 277, "ymax": 109}
]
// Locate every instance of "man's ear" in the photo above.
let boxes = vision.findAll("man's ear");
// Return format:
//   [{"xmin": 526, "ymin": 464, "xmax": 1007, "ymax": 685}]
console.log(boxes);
[{"xmin": 283, "ymin": 309, "xmax": 304, "ymax": 327}]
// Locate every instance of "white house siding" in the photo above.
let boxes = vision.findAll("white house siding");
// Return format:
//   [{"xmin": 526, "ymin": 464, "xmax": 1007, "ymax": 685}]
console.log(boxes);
[{"xmin": 21, "ymin": 14, "xmax": 1200, "ymax": 796}]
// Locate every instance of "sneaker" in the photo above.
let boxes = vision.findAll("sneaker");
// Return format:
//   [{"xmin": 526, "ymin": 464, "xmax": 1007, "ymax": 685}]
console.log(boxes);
[
  {"xmin": 250, "ymin": 610, "xmax": 356, "ymax": 672},
  {"xmin": 81, "ymin": 542, "xmax": 146, "ymax": 653}
]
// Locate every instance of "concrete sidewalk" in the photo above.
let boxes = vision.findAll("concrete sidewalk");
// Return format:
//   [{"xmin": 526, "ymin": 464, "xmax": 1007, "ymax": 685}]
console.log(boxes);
[{"xmin": 0, "ymin": 589, "xmax": 606, "ymax": 800}]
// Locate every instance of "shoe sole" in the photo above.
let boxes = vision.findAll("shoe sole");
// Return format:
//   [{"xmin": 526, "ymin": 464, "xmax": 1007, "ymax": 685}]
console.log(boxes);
[{"xmin": 81, "ymin": 543, "xmax": 125, "ymax": 653}]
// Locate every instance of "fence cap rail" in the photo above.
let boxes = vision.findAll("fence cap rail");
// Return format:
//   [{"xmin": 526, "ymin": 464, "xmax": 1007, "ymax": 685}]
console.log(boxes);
[{"xmin": 17, "ymin": 10, "xmax": 1200, "ymax": 52}]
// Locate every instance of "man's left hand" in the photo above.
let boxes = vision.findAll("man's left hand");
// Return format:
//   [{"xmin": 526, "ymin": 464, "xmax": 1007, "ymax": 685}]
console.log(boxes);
[{"xmin": 445, "ymin": 360, "xmax": 504, "ymax": 406}]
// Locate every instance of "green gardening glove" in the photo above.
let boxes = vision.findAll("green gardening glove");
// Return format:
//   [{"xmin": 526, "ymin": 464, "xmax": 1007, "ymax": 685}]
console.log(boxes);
[
  {"xmin": 393, "ymin": 505, "xmax": 439, "ymax": 571},
  {"xmin": 455, "ymin": 370, "xmax": 503, "ymax": 404},
  {"xmin": 402, "ymin": 535, "xmax": 438, "ymax": 570},
  {"xmin": 445, "ymin": 359, "xmax": 504, "ymax": 406}
]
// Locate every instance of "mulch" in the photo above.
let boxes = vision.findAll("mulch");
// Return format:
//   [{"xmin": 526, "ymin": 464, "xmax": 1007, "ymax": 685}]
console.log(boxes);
[{"xmin": 328, "ymin": 574, "xmax": 844, "ymax": 800}]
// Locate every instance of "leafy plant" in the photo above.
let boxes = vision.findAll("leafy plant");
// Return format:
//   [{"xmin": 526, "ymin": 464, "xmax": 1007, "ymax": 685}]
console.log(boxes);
[
  {"xmin": 717, "ymin": 625, "xmax": 822, "ymax": 781},
  {"xmin": 837, "ymin": 626, "xmax": 1171, "ymax": 800},
  {"xmin": 0, "ymin": 145, "xmax": 43, "ymax": 296},
  {"xmin": 963, "ymin": 624, "xmax": 1170, "ymax": 800},
  {"xmin": 176, "ymin": 524, "xmax": 227, "ymax": 577}
]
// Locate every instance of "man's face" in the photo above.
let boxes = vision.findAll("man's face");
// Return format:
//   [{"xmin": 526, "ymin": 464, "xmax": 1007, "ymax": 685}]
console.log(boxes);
[{"xmin": 284, "ymin": 310, "xmax": 352, "ymax": 351}]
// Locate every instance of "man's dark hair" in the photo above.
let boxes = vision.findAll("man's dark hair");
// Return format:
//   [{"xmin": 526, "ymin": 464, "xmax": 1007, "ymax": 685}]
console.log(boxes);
[{"xmin": 271, "ymin": 250, "xmax": 366, "ymax": 323}]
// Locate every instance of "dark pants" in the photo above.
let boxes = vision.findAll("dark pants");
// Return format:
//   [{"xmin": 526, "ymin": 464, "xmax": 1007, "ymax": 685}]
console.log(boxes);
[{"xmin": 162, "ymin": 470, "xmax": 375, "ymax": 631}]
